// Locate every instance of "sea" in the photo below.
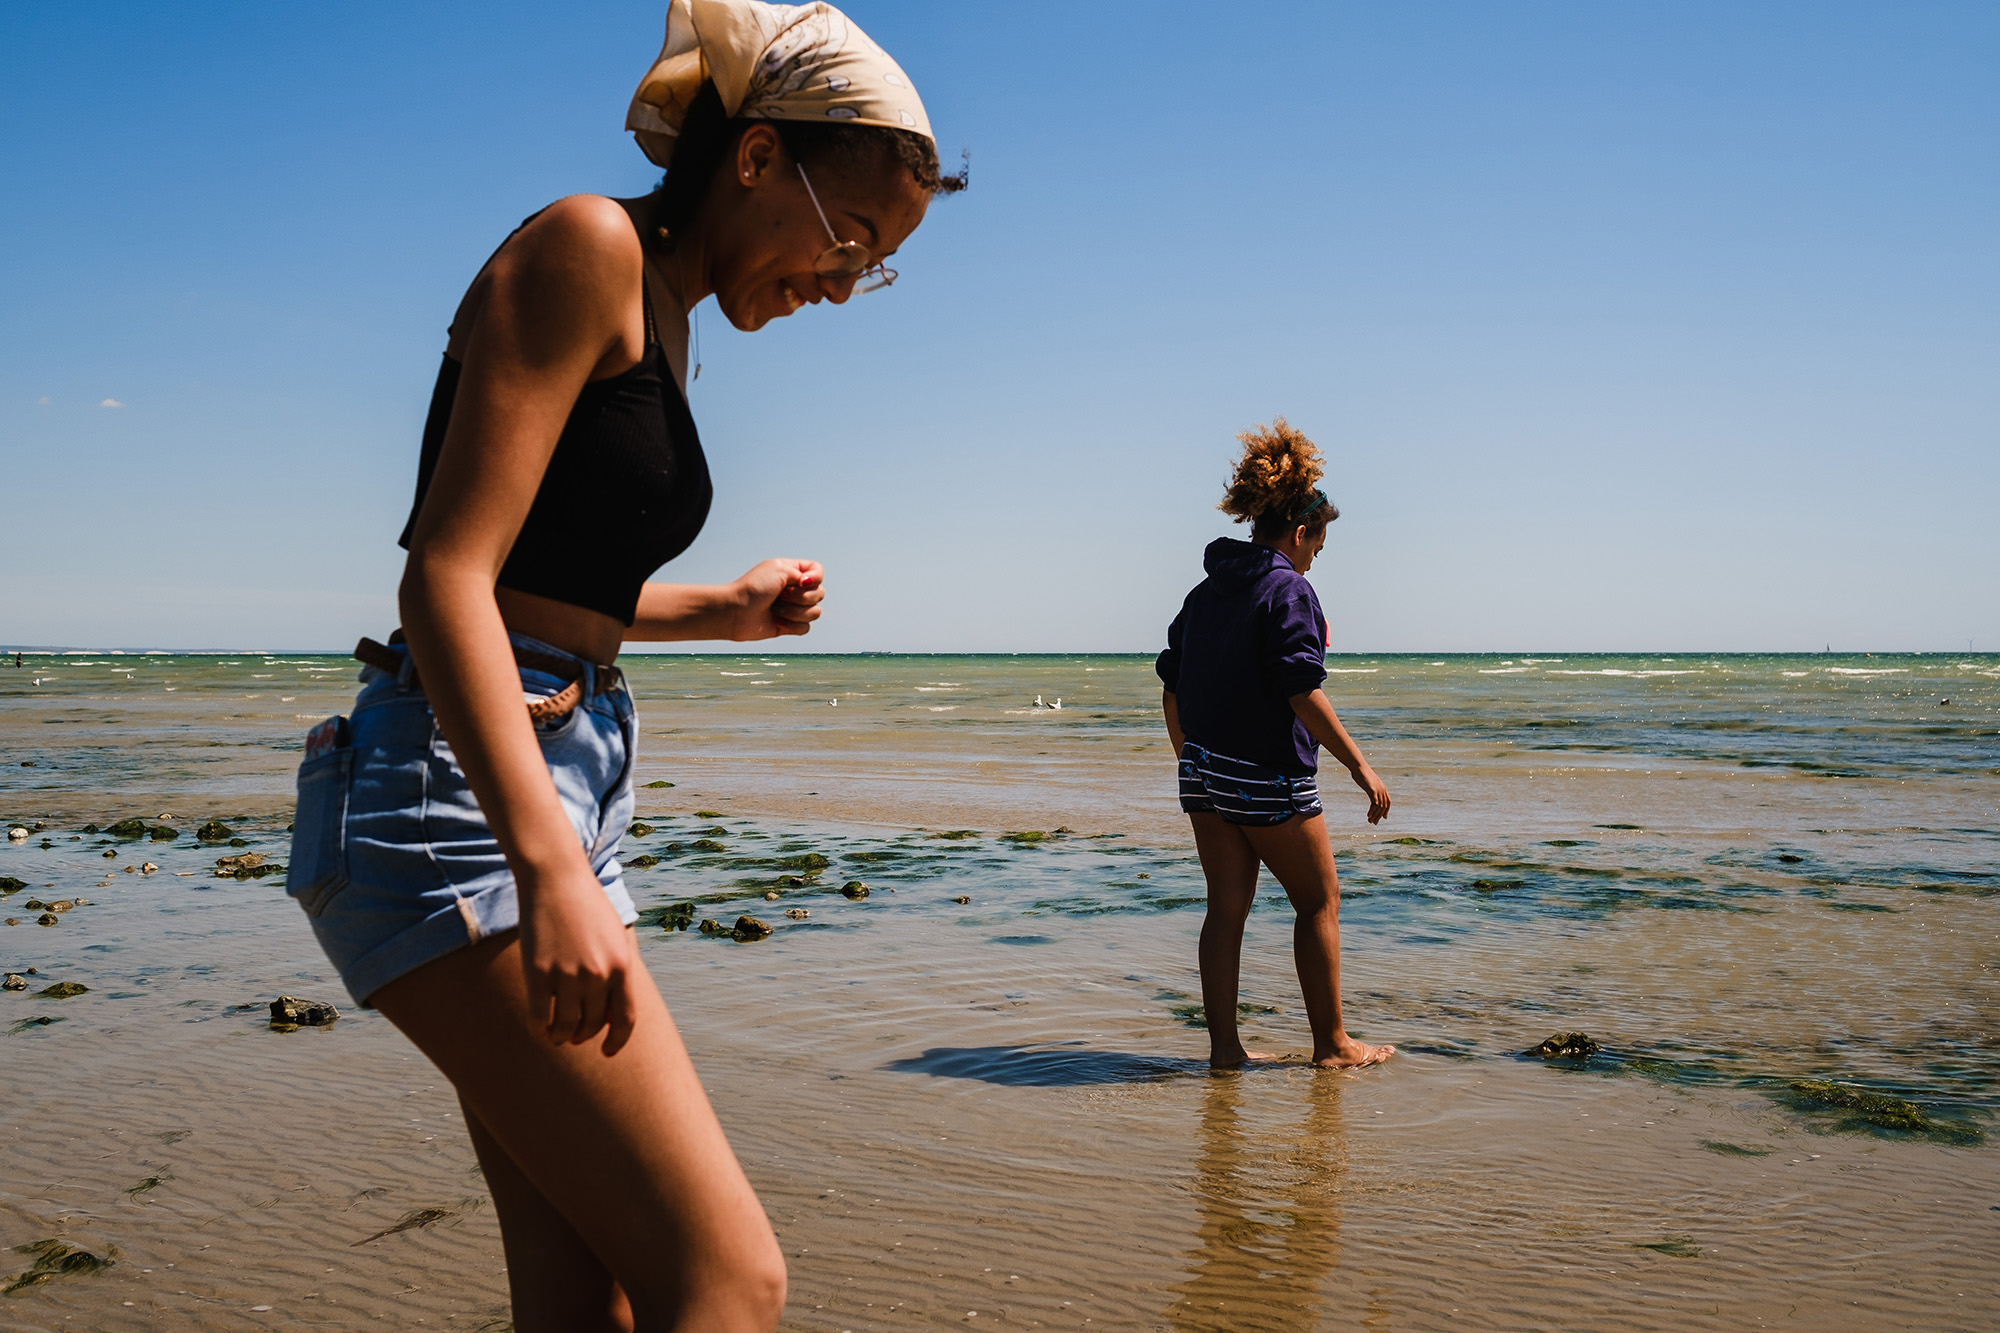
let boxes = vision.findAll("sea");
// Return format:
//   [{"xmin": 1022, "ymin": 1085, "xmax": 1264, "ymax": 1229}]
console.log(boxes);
[{"xmin": 1, "ymin": 651, "xmax": 1995, "ymax": 1330}]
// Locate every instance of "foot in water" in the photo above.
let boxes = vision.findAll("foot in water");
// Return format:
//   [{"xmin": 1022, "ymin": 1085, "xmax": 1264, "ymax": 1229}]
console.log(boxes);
[
  {"xmin": 1311, "ymin": 1037, "xmax": 1395, "ymax": 1070},
  {"xmin": 1208, "ymin": 1046, "xmax": 1277, "ymax": 1069}
]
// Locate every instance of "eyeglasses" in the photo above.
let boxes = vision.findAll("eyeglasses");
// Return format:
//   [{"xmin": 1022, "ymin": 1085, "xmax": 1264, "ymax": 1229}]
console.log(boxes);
[{"xmin": 796, "ymin": 162, "xmax": 897, "ymax": 293}]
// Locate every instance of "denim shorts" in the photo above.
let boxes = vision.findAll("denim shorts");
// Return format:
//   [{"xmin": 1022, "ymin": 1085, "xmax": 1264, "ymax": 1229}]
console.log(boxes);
[
  {"xmin": 1178, "ymin": 741, "xmax": 1323, "ymax": 827},
  {"xmin": 284, "ymin": 634, "xmax": 638, "ymax": 1006}
]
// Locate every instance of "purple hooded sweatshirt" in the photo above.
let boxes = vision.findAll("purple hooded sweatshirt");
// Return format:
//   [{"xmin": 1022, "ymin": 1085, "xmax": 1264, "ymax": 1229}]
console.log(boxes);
[{"xmin": 1156, "ymin": 538, "xmax": 1328, "ymax": 775}]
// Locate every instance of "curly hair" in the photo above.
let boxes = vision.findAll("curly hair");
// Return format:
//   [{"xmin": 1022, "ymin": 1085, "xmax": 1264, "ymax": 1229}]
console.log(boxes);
[
  {"xmin": 1218, "ymin": 418, "xmax": 1337, "ymax": 540},
  {"xmin": 655, "ymin": 82, "xmax": 966, "ymax": 238}
]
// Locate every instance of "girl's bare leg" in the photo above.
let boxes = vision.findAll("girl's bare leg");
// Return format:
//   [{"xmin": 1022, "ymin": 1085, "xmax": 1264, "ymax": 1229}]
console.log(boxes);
[
  {"xmin": 1237, "ymin": 813, "xmax": 1394, "ymax": 1070},
  {"xmin": 1189, "ymin": 812, "xmax": 1268, "ymax": 1067},
  {"xmin": 371, "ymin": 928, "xmax": 786, "ymax": 1332}
]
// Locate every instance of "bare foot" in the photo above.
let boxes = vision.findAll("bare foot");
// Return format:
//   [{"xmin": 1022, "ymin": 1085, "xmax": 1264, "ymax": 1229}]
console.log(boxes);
[
  {"xmin": 1209, "ymin": 1047, "xmax": 1277, "ymax": 1069},
  {"xmin": 1310, "ymin": 1038, "xmax": 1395, "ymax": 1070}
]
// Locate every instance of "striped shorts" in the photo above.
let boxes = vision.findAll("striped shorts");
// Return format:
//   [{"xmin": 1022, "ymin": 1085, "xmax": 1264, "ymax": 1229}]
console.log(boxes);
[{"xmin": 1177, "ymin": 741, "xmax": 1323, "ymax": 827}]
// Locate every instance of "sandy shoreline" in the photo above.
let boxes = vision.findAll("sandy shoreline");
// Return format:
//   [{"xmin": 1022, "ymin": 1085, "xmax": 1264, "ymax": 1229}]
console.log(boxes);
[{"xmin": 3, "ymin": 653, "xmax": 1996, "ymax": 1328}]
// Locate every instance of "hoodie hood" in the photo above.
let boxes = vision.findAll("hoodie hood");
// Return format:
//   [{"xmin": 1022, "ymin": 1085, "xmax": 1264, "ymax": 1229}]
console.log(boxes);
[{"xmin": 1202, "ymin": 537, "xmax": 1293, "ymax": 591}]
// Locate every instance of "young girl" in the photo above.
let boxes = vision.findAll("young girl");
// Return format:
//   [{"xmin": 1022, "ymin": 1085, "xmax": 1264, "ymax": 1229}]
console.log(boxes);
[
  {"xmin": 1156, "ymin": 419, "xmax": 1395, "ymax": 1071},
  {"xmin": 283, "ymin": 2, "xmax": 960, "ymax": 1326}
]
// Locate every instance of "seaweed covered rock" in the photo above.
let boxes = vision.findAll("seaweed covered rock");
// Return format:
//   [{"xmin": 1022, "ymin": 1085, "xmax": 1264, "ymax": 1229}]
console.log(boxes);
[
  {"xmin": 148, "ymin": 824, "xmax": 178, "ymax": 841},
  {"xmin": 730, "ymin": 915, "xmax": 772, "ymax": 942},
  {"xmin": 627, "ymin": 853, "xmax": 660, "ymax": 868},
  {"xmin": 952, "ymin": 894, "xmax": 971, "ymax": 905},
  {"xmin": 840, "ymin": 880, "xmax": 870, "ymax": 900},
  {"xmin": 1526, "ymin": 1032, "xmax": 1600, "ymax": 1060},
  {"xmin": 37, "ymin": 981, "xmax": 87, "ymax": 999},
  {"xmin": 270, "ymin": 995, "xmax": 339, "ymax": 1028},
  {"xmin": 214, "ymin": 853, "xmax": 283, "ymax": 879},
  {"xmin": 657, "ymin": 902, "xmax": 695, "ymax": 931},
  {"xmin": 0, "ymin": 876, "xmax": 24, "ymax": 894},
  {"xmin": 628, "ymin": 821, "xmax": 655, "ymax": 837},
  {"xmin": 690, "ymin": 839, "xmax": 727, "ymax": 853},
  {"xmin": 195, "ymin": 820, "xmax": 235, "ymax": 842},
  {"xmin": 1780, "ymin": 1079, "xmax": 1982, "ymax": 1144},
  {"xmin": 104, "ymin": 818, "xmax": 150, "ymax": 838}
]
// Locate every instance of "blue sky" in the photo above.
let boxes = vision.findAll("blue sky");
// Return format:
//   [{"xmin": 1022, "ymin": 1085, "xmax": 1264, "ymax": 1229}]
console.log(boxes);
[{"xmin": 4, "ymin": 1, "xmax": 1994, "ymax": 652}]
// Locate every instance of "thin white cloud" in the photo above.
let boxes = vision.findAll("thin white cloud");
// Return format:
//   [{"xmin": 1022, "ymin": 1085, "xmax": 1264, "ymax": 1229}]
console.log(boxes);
[
  {"xmin": 37, "ymin": 396, "xmax": 51, "ymax": 405},
  {"xmin": 100, "ymin": 398, "xmax": 124, "ymax": 408}
]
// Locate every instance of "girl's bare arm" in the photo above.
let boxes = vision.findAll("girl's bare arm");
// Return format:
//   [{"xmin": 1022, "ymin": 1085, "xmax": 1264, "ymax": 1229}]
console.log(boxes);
[
  {"xmin": 1289, "ymin": 689, "xmax": 1391, "ymax": 824},
  {"xmin": 626, "ymin": 560, "xmax": 825, "ymax": 642},
  {"xmin": 401, "ymin": 196, "xmax": 649, "ymax": 1053}
]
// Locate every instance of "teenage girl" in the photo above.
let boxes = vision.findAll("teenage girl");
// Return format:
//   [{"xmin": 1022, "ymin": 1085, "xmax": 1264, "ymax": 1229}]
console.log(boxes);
[
  {"xmin": 1157, "ymin": 420, "xmax": 1395, "ymax": 1071},
  {"xmin": 283, "ymin": 3, "xmax": 961, "ymax": 1327}
]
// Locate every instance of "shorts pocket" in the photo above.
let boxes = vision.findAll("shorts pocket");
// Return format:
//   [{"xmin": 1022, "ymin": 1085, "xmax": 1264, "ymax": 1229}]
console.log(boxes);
[{"xmin": 287, "ymin": 746, "xmax": 354, "ymax": 916}]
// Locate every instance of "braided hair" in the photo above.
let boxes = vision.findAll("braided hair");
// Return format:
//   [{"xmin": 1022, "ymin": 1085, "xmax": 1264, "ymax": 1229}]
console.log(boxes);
[{"xmin": 1218, "ymin": 418, "xmax": 1338, "ymax": 540}]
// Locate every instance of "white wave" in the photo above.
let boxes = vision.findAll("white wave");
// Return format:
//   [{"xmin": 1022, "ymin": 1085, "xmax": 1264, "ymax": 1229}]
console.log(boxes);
[
  {"xmin": 1548, "ymin": 669, "xmax": 1697, "ymax": 677},
  {"xmin": 921, "ymin": 705, "xmax": 960, "ymax": 713},
  {"xmin": 1480, "ymin": 668, "xmax": 1532, "ymax": 674},
  {"xmin": 915, "ymin": 686, "xmax": 962, "ymax": 692},
  {"xmin": 1428, "ymin": 661, "xmax": 1446, "ymax": 666},
  {"xmin": 1782, "ymin": 671, "xmax": 1809, "ymax": 678},
  {"xmin": 1325, "ymin": 668, "xmax": 1378, "ymax": 674},
  {"xmin": 718, "ymin": 671, "xmax": 757, "ymax": 677},
  {"xmin": 1825, "ymin": 668, "xmax": 1906, "ymax": 676},
  {"xmin": 1519, "ymin": 657, "xmax": 1564, "ymax": 664}
]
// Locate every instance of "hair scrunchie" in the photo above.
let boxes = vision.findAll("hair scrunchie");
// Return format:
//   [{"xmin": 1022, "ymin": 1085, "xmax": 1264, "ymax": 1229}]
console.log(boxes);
[{"xmin": 626, "ymin": 0, "xmax": 934, "ymax": 168}]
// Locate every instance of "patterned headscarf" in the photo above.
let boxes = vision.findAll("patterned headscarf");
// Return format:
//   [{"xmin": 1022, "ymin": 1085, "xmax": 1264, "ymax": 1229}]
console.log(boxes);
[{"xmin": 627, "ymin": 0, "xmax": 933, "ymax": 169}]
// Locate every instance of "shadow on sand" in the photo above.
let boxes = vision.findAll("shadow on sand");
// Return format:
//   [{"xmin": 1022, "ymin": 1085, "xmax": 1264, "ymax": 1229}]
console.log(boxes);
[{"xmin": 883, "ymin": 1042, "xmax": 1214, "ymax": 1086}]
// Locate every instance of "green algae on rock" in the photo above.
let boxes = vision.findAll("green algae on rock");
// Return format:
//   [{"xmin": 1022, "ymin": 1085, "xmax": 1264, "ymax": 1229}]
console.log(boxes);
[
  {"xmin": 126, "ymin": 1170, "xmax": 173, "ymax": 1196},
  {"xmin": 10, "ymin": 1015, "xmax": 61, "ymax": 1034},
  {"xmin": 642, "ymin": 779, "xmax": 675, "ymax": 787},
  {"xmin": 195, "ymin": 820, "xmax": 235, "ymax": 841},
  {"xmin": 1525, "ymin": 1032, "xmax": 1601, "ymax": 1060},
  {"xmin": 270, "ymin": 995, "xmax": 339, "ymax": 1029},
  {"xmin": 1631, "ymin": 1235, "xmax": 1701, "ymax": 1258},
  {"xmin": 841, "ymin": 880, "xmax": 870, "ymax": 900},
  {"xmin": 628, "ymin": 821, "xmax": 656, "ymax": 836},
  {"xmin": 36, "ymin": 981, "xmax": 87, "ymax": 999},
  {"xmin": 1778, "ymin": 1079, "xmax": 1984, "ymax": 1145},
  {"xmin": 654, "ymin": 902, "xmax": 696, "ymax": 931},
  {"xmin": 104, "ymin": 818, "xmax": 150, "ymax": 837}
]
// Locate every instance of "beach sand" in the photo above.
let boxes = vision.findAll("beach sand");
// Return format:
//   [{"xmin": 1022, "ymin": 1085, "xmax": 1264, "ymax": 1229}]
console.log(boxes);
[{"xmin": 2, "ymin": 652, "xmax": 1995, "ymax": 1329}]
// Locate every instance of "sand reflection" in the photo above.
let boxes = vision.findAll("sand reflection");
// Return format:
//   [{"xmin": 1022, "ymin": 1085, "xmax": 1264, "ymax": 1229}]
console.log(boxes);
[{"xmin": 1167, "ymin": 1071, "xmax": 1347, "ymax": 1331}]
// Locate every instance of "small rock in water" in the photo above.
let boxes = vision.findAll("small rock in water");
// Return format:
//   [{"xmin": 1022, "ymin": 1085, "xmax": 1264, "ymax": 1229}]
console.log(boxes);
[
  {"xmin": 841, "ymin": 880, "xmax": 870, "ymax": 900},
  {"xmin": 764, "ymin": 890, "xmax": 780, "ymax": 901},
  {"xmin": 37, "ymin": 913, "xmax": 58, "ymax": 927},
  {"xmin": 628, "ymin": 821, "xmax": 655, "ymax": 837},
  {"xmin": 270, "ymin": 995, "xmax": 339, "ymax": 1028},
  {"xmin": 642, "ymin": 779, "xmax": 675, "ymax": 788},
  {"xmin": 72, "ymin": 898, "xmax": 89, "ymax": 907},
  {"xmin": 627, "ymin": 853, "xmax": 660, "ymax": 868},
  {"xmin": 102, "ymin": 849, "xmax": 117, "ymax": 859},
  {"xmin": 657, "ymin": 902, "xmax": 695, "ymax": 931},
  {"xmin": 46, "ymin": 900, "xmax": 73, "ymax": 914},
  {"xmin": 952, "ymin": 894, "xmax": 971, "ymax": 904},
  {"xmin": 730, "ymin": 914, "xmax": 773, "ymax": 942},
  {"xmin": 691, "ymin": 838, "xmax": 727, "ymax": 853},
  {"xmin": 1525, "ymin": 1031, "xmax": 1600, "ymax": 1060},
  {"xmin": 1, "ymin": 972, "xmax": 25, "ymax": 990},
  {"xmin": 141, "ymin": 861, "xmax": 158, "ymax": 874},
  {"xmin": 6, "ymin": 827, "xmax": 27, "ymax": 842},
  {"xmin": 195, "ymin": 820, "xmax": 234, "ymax": 842},
  {"xmin": 104, "ymin": 818, "xmax": 150, "ymax": 838},
  {"xmin": 37, "ymin": 981, "xmax": 88, "ymax": 998},
  {"xmin": 785, "ymin": 908, "xmax": 810, "ymax": 920},
  {"xmin": 0, "ymin": 876, "xmax": 23, "ymax": 893},
  {"xmin": 215, "ymin": 852, "xmax": 284, "ymax": 879}
]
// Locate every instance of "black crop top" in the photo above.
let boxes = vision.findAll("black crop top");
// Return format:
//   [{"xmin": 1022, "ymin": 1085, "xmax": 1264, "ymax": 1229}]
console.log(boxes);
[{"xmin": 397, "ymin": 258, "xmax": 712, "ymax": 626}]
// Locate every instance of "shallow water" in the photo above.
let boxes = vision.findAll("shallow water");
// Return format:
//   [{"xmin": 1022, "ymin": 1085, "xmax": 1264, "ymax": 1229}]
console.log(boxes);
[{"xmin": 1, "ymin": 652, "xmax": 1996, "ymax": 1328}]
